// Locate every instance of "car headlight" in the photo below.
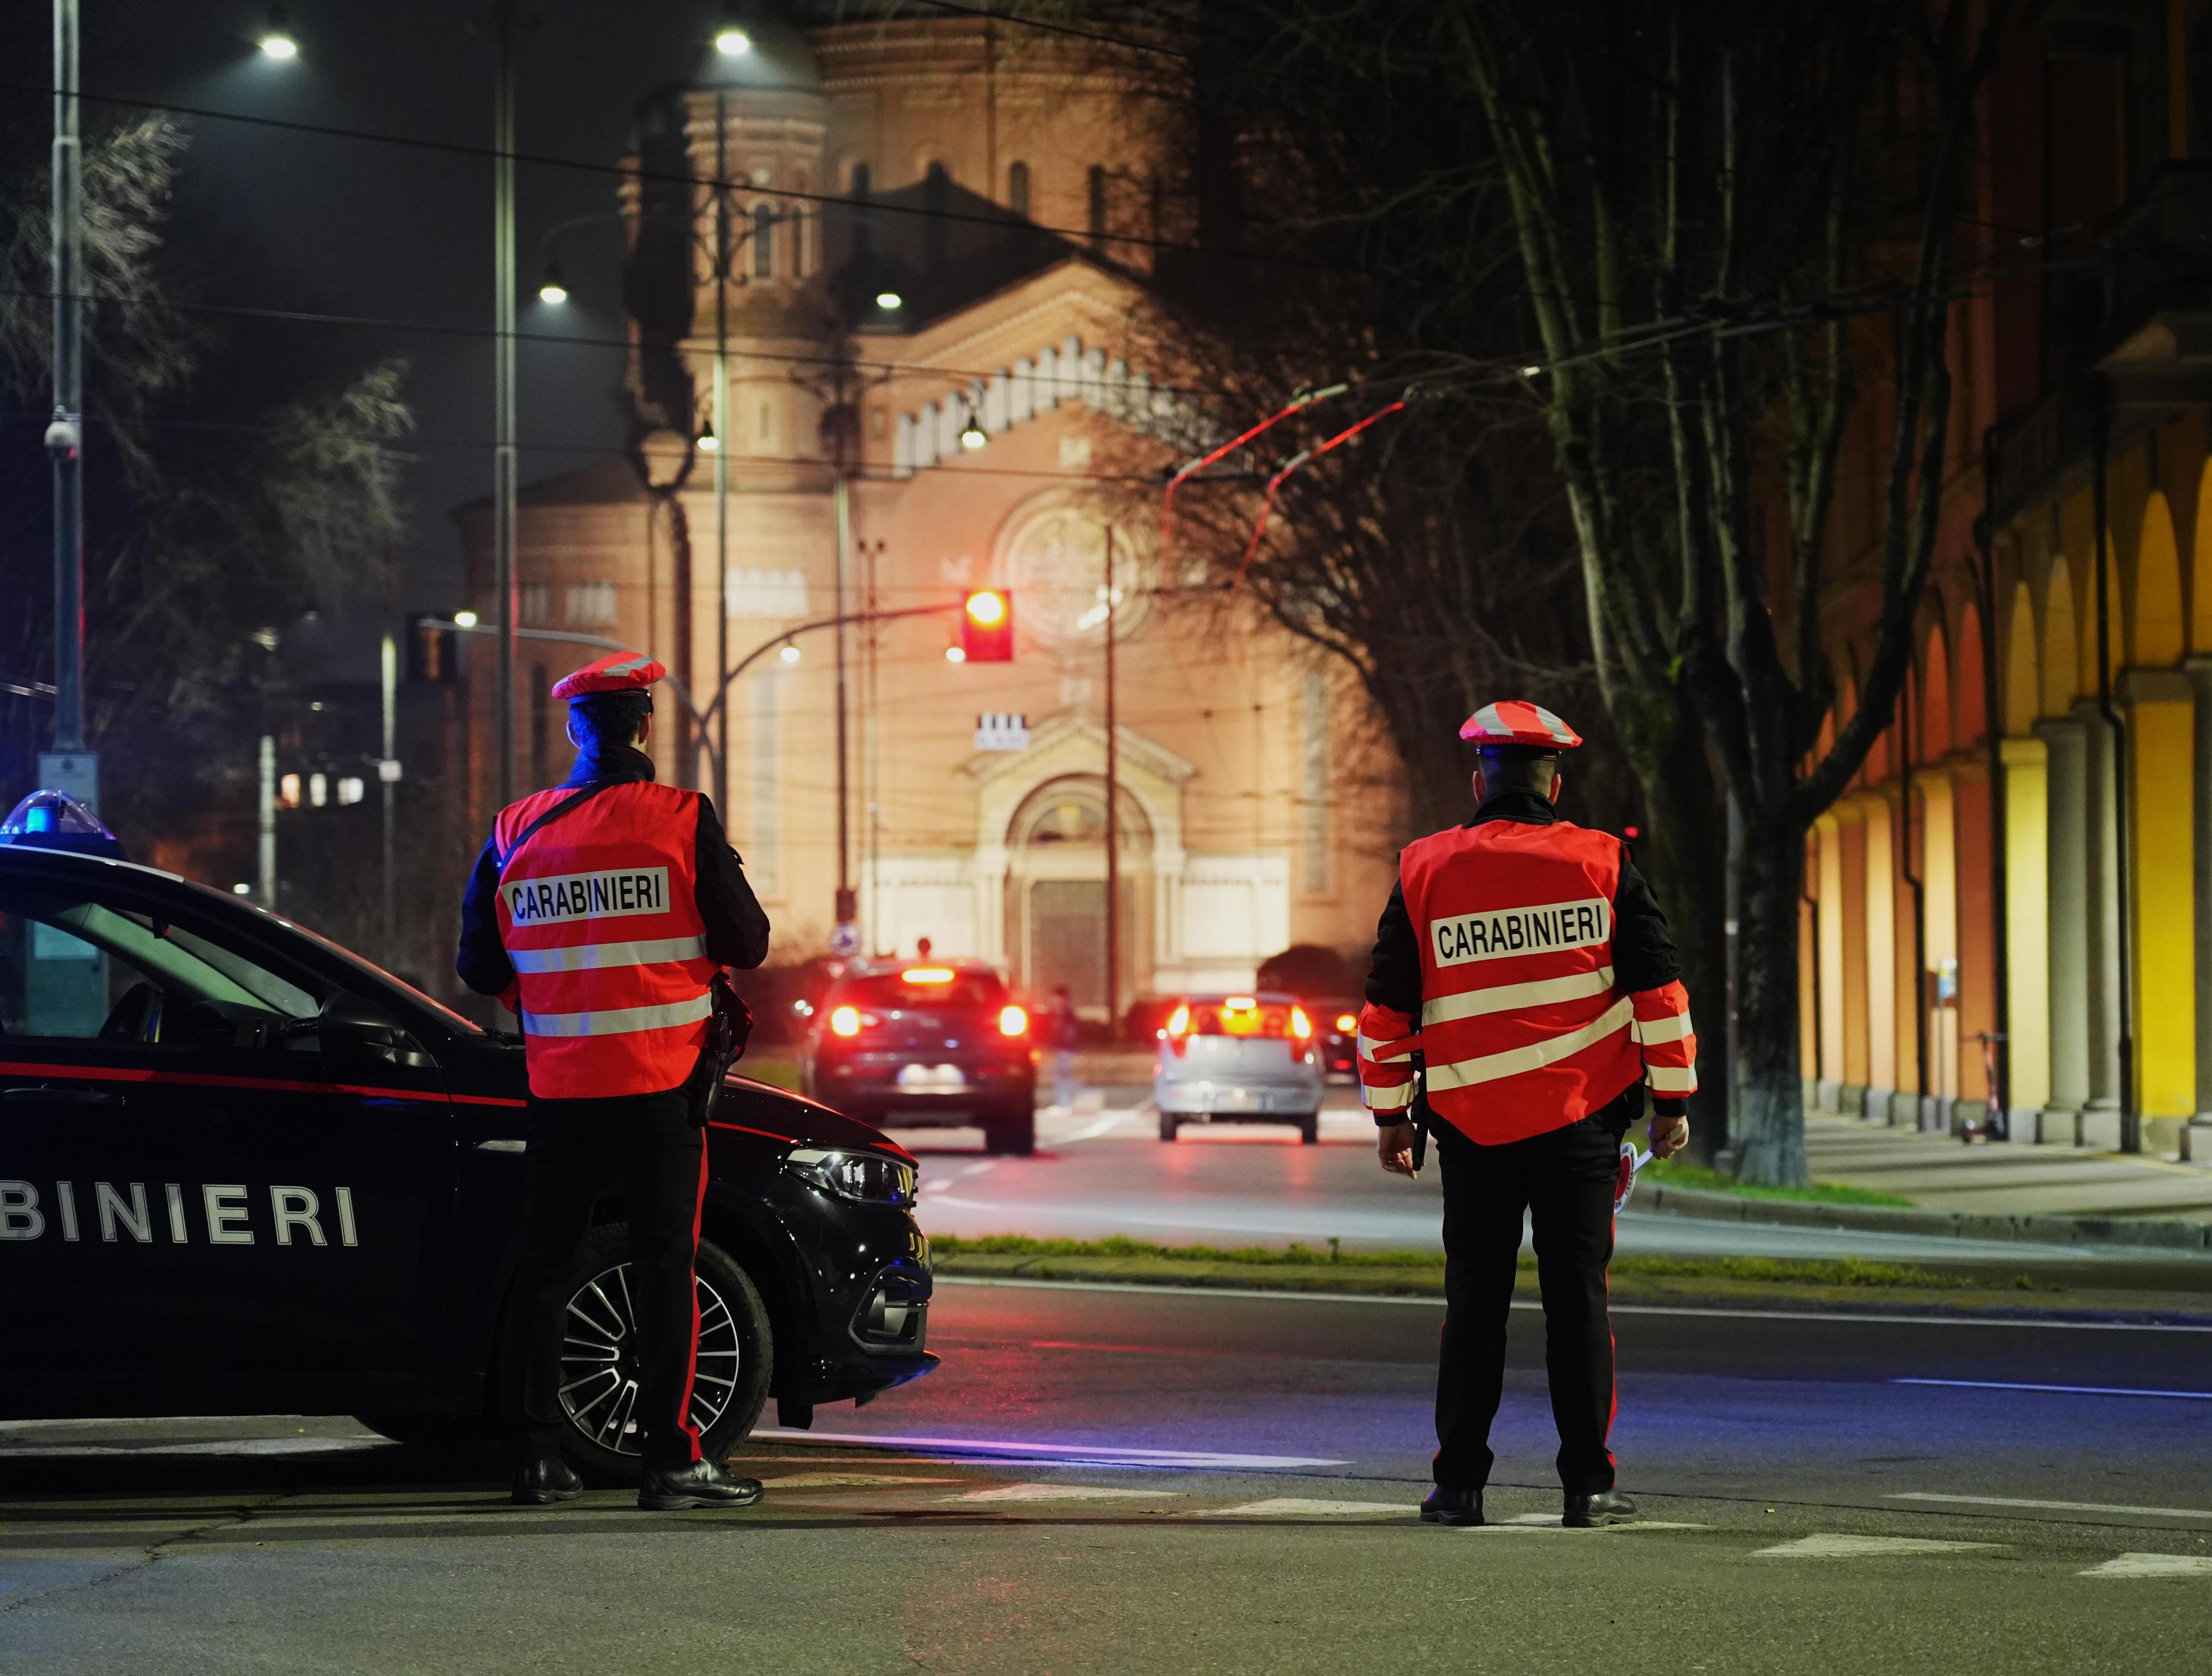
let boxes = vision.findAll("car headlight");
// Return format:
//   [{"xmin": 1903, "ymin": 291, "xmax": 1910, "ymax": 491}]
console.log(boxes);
[{"xmin": 784, "ymin": 1146, "xmax": 916, "ymax": 1207}]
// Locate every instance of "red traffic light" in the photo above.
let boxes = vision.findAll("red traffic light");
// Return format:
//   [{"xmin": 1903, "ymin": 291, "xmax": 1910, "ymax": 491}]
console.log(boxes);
[{"xmin": 960, "ymin": 589, "xmax": 1014, "ymax": 661}]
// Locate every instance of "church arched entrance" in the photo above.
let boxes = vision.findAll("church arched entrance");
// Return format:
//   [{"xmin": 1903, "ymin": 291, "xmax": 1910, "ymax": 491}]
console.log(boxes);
[{"xmin": 1003, "ymin": 775, "xmax": 1152, "ymax": 1019}]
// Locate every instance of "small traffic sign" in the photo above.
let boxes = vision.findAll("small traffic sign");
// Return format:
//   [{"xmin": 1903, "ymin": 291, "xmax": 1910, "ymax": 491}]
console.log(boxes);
[{"xmin": 830, "ymin": 921, "xmax": 863, "ymax": 958}]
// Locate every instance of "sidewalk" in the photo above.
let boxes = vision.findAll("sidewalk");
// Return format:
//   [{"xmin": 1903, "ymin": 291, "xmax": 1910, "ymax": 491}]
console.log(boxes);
[{"xmin": 1803, "ymin": 1111, "xmax": 2212, "ymax": 1225}]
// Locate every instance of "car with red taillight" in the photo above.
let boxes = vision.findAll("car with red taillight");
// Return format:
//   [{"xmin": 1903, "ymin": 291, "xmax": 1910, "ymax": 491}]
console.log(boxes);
[
  {"xmin": 799, "ymin": 962, "xmax": 1039, "ymax": 1154},
  {"xmin": 1152, "ymin": 992, "xmax": 1326, "ymax": 1144},
  {"xmin": 1313, "ymin": 996, "xmax": 1361, "ymax": 1081}
]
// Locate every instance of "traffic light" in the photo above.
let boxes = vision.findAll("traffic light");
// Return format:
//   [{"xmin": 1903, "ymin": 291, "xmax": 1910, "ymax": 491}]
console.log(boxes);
[{"xmin": 960, "ymin": 589, "xmax": 1014, "ymax": 662}]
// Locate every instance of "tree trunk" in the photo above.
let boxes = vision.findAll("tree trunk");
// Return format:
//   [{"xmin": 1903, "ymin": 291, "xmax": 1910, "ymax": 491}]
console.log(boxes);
[{"xmin": 1730, "ymin": 813, "xmax": 1811, "ymax": 1186}]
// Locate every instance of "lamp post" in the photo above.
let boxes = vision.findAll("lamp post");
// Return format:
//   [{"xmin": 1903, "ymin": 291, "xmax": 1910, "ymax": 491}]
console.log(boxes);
[
  {"xmin": 491, "ymin": 0, "xmax": 520, "ymax": 810},
  {"xmin": 45, "ymin": 0, "xmax": 88, "ymax": 793}
]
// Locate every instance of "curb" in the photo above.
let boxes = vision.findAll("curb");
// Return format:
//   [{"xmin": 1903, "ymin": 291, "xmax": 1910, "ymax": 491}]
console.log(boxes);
[{"xmin": 1638, "ymin": 1181, "xmax": 2212, "ymax": 1254}]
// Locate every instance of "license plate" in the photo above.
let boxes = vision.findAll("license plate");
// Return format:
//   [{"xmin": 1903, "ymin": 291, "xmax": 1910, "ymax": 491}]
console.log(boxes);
[{"xmin": 896, "ymin": 1063, "xmax": 967, "ymax": 1090}]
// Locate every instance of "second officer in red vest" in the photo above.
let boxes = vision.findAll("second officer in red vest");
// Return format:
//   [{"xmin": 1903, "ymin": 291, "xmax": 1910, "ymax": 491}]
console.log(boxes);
[
  {"xmin": 1359, "ymin": 701, "xmax": 1697, "ymax": 1529},
  {"xmin": 457, "ymin": 652, "xmax": 770, "ymax": 1510}
]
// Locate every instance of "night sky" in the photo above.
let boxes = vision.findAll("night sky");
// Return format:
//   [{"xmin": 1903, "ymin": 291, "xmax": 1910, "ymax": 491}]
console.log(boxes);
[{"xmin": 72, "ymin": 1, "xmax": 779, "ymax": 678}]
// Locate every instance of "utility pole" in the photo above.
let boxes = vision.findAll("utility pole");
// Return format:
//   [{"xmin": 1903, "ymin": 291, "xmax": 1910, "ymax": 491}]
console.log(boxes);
[
  {"xmin": 44, "ymin": 0, "xmax": 96, "ymax": 810},
  {"xmin": 491, "ymin": 0, "xmax": 519, "ymax": 808},
  {"xmin": 713, "ymin": 88, "xmax": 731, "ymax": 817},
  {"xmin": 257, "ymin": 735, "xmax": 278, "ymax": 911},
  {"xmin": 1103, "ymin": 524, "xmax": 1120, "ymax": 1037},
  {"xmin": 832, "ymin": 443, "xmax": 855, "ymax": 947},
  {"xmin": 380, "ymin": 633, "xmax": 399, "ymax": 967}
]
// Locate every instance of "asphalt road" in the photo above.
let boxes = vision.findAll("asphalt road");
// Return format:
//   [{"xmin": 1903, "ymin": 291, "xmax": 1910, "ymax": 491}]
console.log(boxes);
[
  {"xmin": 5, "ymin": 1278, "xmax": 2208, "ymax": 1674},
  {"xmin": 891, "ymin": 1094, "xmax": 2198, "ymax": 1266}
]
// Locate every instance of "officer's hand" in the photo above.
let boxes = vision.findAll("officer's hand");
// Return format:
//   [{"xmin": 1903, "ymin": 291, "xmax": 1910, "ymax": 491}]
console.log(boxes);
[
  {"xmin": 1649, "ymin": 1114, "xmax": 1690, "ymax": 1160},
  {"xmin": 1377, "ymin": 1121, "xmax": 1418, "ymax": 1178}
]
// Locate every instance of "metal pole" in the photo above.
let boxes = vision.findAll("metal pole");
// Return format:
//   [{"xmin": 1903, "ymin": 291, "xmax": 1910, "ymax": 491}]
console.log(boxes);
[
  {"xmin": 492, "ymin": 0, "xmax": 519, "ymax": 809},
  {"xmin": 48, "ymin": 0, "xmax": 85, "ymax": 755},
  {"xmin": 833, "ymin": 456, "xmax": 853, "ymax": 928},
  {"xmin": 713, "ymin": 88, "xmax": 731, "ymax": 818},
  {"xmin": 2091, "ymin": 380, "xmax": 2138, "ymax": 1152},
  {"xmin": 1104, "ymin": 524, "xmax": 1120, "ymax": 1037},
  {"xmin": 257, "ymin": 735, "xmax": 278, "ymax": 911},
  {"xmin": 380, "ymin": 632, "xmax": 398, "ymax": 967}
]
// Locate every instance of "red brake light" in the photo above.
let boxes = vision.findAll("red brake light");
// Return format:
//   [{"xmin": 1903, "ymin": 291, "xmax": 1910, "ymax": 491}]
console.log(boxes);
[
  {"xmin": 1290, "ymin": 1006, "xmax": 1312, "ymax": 1040},
  {"xmin": 1335, "ymin": 1012, "xmax": 1357, "ymax": 1033},
  {"xmin": 829, "ymin": 1006, "xmax": 862, "ymax": 1038},
  {"xmin": 1166, "ymin": 1005, "xmax": 1190, "ymax": 1036},
  {"xmin": 902, "ymin": 967, "xmax": 954, "ymax": 984},
  {"xmin": 998, "ymin": 1004, "xmax": 1028, "ymax": 1037}
]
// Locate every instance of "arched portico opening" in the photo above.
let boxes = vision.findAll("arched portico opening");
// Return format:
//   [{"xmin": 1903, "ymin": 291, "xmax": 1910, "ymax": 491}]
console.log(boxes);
[{"xmin": 1001, "ymin": 775, "xmax": 1154, "ymax": 1019}]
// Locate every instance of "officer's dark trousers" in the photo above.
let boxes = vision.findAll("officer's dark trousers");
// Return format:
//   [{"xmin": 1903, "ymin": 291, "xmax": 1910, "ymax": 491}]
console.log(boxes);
[
  {"xmin": 1433, "ymin": 1115, "xmax": 1619, "ymax": 1496},
  {"xmin": 512, "ymin": 1085, "xmax": 707, "ymax": 1469}
]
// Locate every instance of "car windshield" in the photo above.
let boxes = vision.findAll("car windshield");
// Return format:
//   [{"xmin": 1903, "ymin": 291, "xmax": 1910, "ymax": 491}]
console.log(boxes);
[
  {"xmin": 1175, "ymin": 998, "xmax": 1302, "ymax": 1039},
  {"xmin": 1, "ymin": 891, "xmax": 317, "ymax": 1022},
  {"xmin": 833, "ymin": 970, "xmax": 1008, "ymax": 1011}
]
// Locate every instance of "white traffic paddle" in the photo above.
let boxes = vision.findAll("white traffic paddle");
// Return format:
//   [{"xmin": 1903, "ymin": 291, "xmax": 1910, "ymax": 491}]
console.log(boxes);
[{"xmin": 1613, "ymin": 1142, "xmax": 1654, "ymax": 1216}]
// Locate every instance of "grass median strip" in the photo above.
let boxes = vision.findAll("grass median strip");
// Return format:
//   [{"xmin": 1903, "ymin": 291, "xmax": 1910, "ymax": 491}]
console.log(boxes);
[
  {"xmin": 927, "ymin": 1233, "xmax": 2030, "ymax": 1300},
  {"xmin": 1639, "ymin": 1158, "xmax": 1913, "ymax": 1207}
]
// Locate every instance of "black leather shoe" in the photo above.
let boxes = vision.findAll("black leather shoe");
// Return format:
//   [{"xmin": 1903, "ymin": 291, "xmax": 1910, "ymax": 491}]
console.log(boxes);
[
  {"xmin": 1419, "ymin": 1486, "xmax": 1485, "ymax": 1526},
  {"xmin": 638, "ymin": 1459, "xmax": 764, "ymax": 1511},
  {"xmin": 1563, "ymin": 1490, "xmax": 1637, "ymax": 1528},
  {"xmin": 512, "ymin": 1456, "xmax": 583, "ymax": 1505}
]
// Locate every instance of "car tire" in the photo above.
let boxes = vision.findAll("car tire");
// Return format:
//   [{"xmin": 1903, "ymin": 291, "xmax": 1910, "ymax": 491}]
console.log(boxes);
[
  {"xmin": 520, "ymin": 1223, "xmax": 774, "ymax": 1489},
  {"xmin": 1297, "ymin": 1112, "xmax": 1321, "ymax": 1145},
  {"xmin": 1159, "ymin": 1113, "xmax": 1180, "ymax": 1142},
  {"xmin": 983, "ymin": 1106, "xmax": 1036, "ymax": 1155}
]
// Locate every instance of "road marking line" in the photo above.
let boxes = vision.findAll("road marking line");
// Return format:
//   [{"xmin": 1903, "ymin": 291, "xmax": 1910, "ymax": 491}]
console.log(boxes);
[
  {"xmin": 1756, "ymin": 1534, "xmax": 2001, "ymax": 1558},
  {"xmin": 1060, "ymin": 1111, "xmax": 1130, "ymax": 1143},
  {"xmin": 930, "ymin": 1275, "xmax": 2212, "ymax": 1330},
  {"xmin": 1205, "ymin": 1498, "xmax": 1411, "ymax": 1517},
  {"xmin": 1889, "ymin": 1493, "xmax": 2212, "ymax": 1519},
  {"xmin": 952, "ymin": 1484, "xmax": 1175, "ymax": 1503},
  {"xmin": 2078, "ymin": 1553, "xmax": 2212, "ymax": 1577},
  {"xmin": 760, "ymin": 1473, "xmax": 963, "ymax": 1487},
  {"xmin": 1469, "ymin": 1521, "xmax": 1709, "ymax": 1534},
  {"xmin": 1893, "ymin": 1377, "xmax": 2212, "ymax": 1401},
  {"xmin": 752, "ymin": 1428, "xmax": 1347, "ymax": 1469}
]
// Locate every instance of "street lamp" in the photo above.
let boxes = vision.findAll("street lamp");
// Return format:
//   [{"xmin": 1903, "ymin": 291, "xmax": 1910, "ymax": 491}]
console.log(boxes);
[
  {"xmin": 258, "ymin": 8, "xmax": 299, "ymax": 58},
  {"xmin": 536, "ymin": 263, "xmax": 568, "ymax": 305},
  {"xmin": 715, "ymin": 3, "xmax": 752, "ymax": 56},
  {"xmin": 959, "ymin": 415, "xmax": 988, "ymax": 451},
  {"xmin": 875, "ymin": 290, "xmax": 903, "ymax": 311},
  {"xmin": 697, "ymin": 422, "xmax": 719, "ymax": 453},
  {"xmin": 452, "ymin": 609, "xmax": 479, "ymax": 629},
  {"xmin": 779, "ymin": 641, "xmax": 801, "ymax": 664}
]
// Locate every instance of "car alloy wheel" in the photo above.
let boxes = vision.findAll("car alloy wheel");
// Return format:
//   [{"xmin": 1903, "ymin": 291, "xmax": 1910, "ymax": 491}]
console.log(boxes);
[{"xmin": 557, "ymin": 1263, "xmax": 743, "ymax": 1456}]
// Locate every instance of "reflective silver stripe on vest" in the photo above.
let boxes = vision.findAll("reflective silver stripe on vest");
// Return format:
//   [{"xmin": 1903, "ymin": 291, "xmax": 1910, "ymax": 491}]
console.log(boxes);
[
  {"xmin": 1421, "ymin": 967, "xmax": 1616, "ymax": 1027},
  {"xmin": 519, "ymin": 993, "xmax": 714, "ymax": 1038},
  {"xmin": 1423, "ymin": 997, "xmax": 1635, "ymax": 1093},
  {"xmin": 509, "ymin": 936, "xmax": 709, "ymax": 975}
]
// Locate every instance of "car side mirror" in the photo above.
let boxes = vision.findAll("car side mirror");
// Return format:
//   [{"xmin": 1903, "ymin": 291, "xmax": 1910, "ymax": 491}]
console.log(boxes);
[{"xmin": 319, "ymin": 991, "xmax": 435, "ymax": 1069}]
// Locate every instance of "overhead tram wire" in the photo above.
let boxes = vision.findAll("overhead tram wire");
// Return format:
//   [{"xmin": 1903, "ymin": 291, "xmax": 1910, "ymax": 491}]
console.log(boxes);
[{"xmin": 8, "ymin": 82, "xmax": 1364, "ymax": 281}]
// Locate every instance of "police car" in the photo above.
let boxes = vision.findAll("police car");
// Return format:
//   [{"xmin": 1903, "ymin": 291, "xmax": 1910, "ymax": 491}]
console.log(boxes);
[{"xmin": 0, "ymin": 793, "xmax": 934, "ymax": 1483}]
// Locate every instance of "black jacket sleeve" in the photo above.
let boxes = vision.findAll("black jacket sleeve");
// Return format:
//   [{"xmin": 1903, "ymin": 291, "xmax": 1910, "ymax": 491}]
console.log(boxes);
[
  {"xmin": 1611, "ymin": 849, "xmax": 1682, "ymax": 995},
  {"xmin": 456, "ymin": 836, "xmax": 515, "ymax": 996},
  {"xmin": 1362, "ymin": 875, "xmax": 1422, "ymax": 1018},
  {"xmin": 694, "ymin": 797, "xmax": 771, "ymax": 970}
]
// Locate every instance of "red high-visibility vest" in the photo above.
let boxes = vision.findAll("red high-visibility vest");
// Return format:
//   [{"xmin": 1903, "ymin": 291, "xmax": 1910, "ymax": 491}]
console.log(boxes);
[
  {"xmin": 1358, "ymin": 818, "xmax": 1696, "ymax": 1145},
  {"xmin": 493, "ymin": 782, "xmax": 714, "ymax": 1100}
]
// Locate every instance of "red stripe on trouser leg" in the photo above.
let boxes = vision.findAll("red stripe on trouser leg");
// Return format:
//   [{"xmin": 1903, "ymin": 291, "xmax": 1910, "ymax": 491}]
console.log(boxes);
[{"xmin": 677, "ymin": 1143, "xmax": 709, "ymax": 1464}]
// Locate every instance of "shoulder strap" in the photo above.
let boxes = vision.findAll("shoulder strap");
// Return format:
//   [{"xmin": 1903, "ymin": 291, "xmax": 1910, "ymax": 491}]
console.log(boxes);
[{"xmin": 495, "ymin": 779, "xmax": 620, "ymax": 880}]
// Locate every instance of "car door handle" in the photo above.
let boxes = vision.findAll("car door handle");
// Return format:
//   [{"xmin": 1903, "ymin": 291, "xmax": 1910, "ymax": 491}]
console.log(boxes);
[{"xmin": 1, "ymin": 1085, "xmax": 124, "ymax": 1108}]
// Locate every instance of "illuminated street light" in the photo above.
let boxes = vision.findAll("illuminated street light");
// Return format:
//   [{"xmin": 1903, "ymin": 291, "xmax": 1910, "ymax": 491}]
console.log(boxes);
[
  {"xmin": 875, "ymin": 290, "xmax": 903, "ymax": 311},
  {"xmin": 258, "ymin": 7, "xmax": 299, "ymax": 58},
  {"xmin": 959, "ymin": 414, "xmax": 988, "ymax": 450},
  {"xmin": 715, "ymin": 6, "xmax": 752, "ymax": 56},
  {"xmin": 945, "ymin": 645, "xmax": 967, "ymax": 664},
  {"xmin": 537, "ymin": 264, "xmax": 568, "ymax": 305},
  {"xmin": 697, "ymin": 422, "xmax": 719, "ymax": 453},
  {"xmin": 452, "ymin": 609, "xmax": 479, "ymax": 629},
  {"xmin": 779, "ymin": 642, "xmax": 801, "ymax": 664}
]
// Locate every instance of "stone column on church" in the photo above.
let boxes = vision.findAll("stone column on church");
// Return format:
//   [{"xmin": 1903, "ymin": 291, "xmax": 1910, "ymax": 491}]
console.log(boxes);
[
  {"xmin": 2190, "ymin": 656, "xmax": 2212, "ymax": 1157},
  {"xmin": 1999, "ymin": 734, "xmax": 2052, "ymax": 1137},
  {"xmin": 2076, "ymin": 697, "xmax": 2125, "ymax": 1149}
]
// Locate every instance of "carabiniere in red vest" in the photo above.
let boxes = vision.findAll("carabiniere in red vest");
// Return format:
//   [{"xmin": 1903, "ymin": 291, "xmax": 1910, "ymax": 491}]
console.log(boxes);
[
  {"xmin": 1359, "ymin": 699, "xmax": 1698, "ymax": 1531},
  {"xmin": 457, "ymin": 651, "xmax": 770, "ymax": 1512}
]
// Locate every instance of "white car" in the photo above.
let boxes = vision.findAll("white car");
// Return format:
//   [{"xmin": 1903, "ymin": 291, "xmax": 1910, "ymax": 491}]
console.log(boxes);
[{"xmin": 1153, "ymin": 992, "xmax": 1325, "ymax": 1144}]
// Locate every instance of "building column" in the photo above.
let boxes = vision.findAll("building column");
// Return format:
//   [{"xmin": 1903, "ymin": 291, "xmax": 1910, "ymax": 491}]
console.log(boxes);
[
  {"xmin": 2037, "ymin": 714, "xmax": 2091, "ymax": 1139},
  {"xmin": 1835, "ymin": 796, "xmax": 1871, "ymax": 1113},
  {"xmin": 2190, "ymin": 657, "xmax": 2212, "ymax": 1153},
  {"xmin": 1950, "ymin": 755, "xmax": 1997, "ymax": 1121},
  {"xmin": 2077, "ymin": 697, "xmax": 2126, "ymax": 1147},
  {"xmin": 1814, "ymin": 812, "xmax": 1846, "ymax": 1110},
  {"xmin": 2122, "ymin": 669, "xmax": 2197, "ymax": 1145},
  {"xmin": 1999, "ymin": 735, "xmax": 2052, "ymax": 1134},
  {"xmin": 1864, "ymin": 792, "xmax": 1900, "ymax": 1120},
  {"xmin": 1920, "ymin": 770, "xmax": 1960, "ymax": 1131}
]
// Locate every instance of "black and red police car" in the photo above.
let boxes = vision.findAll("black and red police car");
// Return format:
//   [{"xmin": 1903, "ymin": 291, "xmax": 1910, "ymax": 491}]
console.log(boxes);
[{"xmin": 0, "ymin": 793, "xmax": 934, "ymax": 1483}]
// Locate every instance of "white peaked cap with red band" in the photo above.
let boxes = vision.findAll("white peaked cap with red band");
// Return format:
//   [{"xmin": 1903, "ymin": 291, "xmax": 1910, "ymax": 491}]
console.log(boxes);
[
  {"xmin": 1458, "ymin": 699, "xmax": 1583, "ymax": 750},
  {"xmin": 549, "ymin": 651, "xmax": 665, "ymax": 702}
]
